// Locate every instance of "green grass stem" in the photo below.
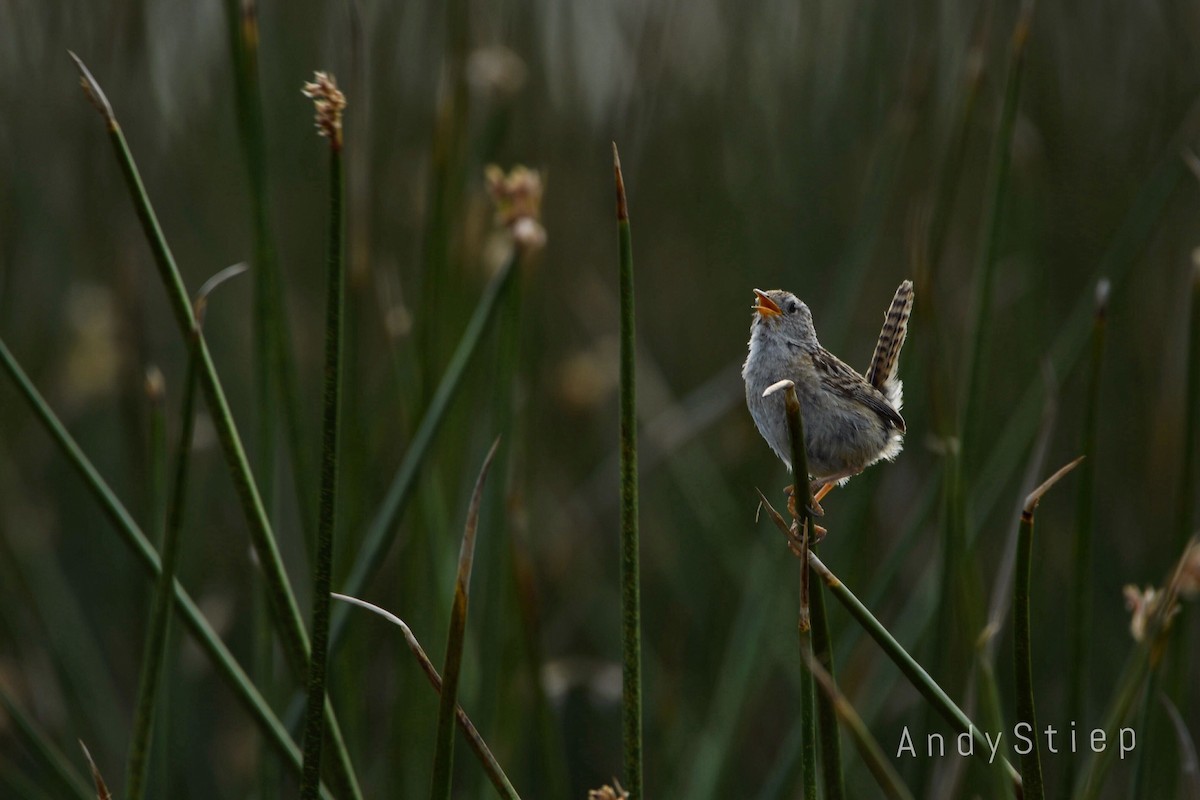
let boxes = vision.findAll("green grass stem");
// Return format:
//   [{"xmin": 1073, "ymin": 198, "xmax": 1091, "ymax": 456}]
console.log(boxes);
[
  {"xmin": 301, "ymin": 88, "xmax": 347, "ymax": 800},
  {"xmin": 332, "ymin": 593, "xmax": 522, "ymax": 800},
  {"xmin": 125, "ymin": 317, "xmax": 209, "ymax": 800},
  {"xmin": 613, "ymin": 142, "xmax": 644, "ymax": 798},
  {"xmin": 808, "ymin": 581, "xmax": 844, "ymax": 799},
  {"xmin": 772, "ymin": 380, "xmax": 819, "ymax": 798},
  {"xmin": 757, "ymin": 494, "xmax": 1022, "ymax": 792},
  {"xmin": 812, "ymin": 547, "xmax": 1021, "ymax": 791},
  {"xmin": 430, "ymin": 439, "xmax": 500, "ymax": 800}
]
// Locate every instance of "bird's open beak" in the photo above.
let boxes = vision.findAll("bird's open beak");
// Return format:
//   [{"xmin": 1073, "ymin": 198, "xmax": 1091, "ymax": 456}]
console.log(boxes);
[{"xmin": 753, "ymin": 289, "xmax": 782, "ymax": 318}]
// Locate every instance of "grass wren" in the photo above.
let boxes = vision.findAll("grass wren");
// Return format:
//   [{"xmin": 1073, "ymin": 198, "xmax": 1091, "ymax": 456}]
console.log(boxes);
[{"xmin": 742, "ymin": 281, "xmax": 914, "ymax": 488}]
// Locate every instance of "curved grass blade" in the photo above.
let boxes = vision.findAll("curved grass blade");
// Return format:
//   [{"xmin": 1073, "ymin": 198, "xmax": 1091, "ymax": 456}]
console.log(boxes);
[
  {"xmin": 430, "ymin": 438, "xmax": 501, "ymax": 800},
  {"xmin": 332, "ymin": 593, "xmax": 521, "ymax": 799}
]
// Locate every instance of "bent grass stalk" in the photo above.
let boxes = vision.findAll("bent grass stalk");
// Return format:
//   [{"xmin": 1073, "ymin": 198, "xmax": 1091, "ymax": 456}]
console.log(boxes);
[
  {"xmin": 332, "ymin": 593, "xmax": 521, "ymax": 799},
  {"xmin": 68, "ymin": 53, "xmax": 362, "ymax": 800},
  {"xmin": 613, "ymin": 143, "xmax": 644, "ymax": 798},
  {"xmin": 1015, "ymin": 457, "xmax": 1085, "ymax": 800},
  {"xmin": 430, "ymin": 439, "xmax": 501, "ymax": 800}
]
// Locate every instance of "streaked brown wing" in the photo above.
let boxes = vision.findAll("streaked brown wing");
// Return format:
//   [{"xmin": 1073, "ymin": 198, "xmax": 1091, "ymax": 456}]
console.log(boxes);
[{"xmin": 811, "ymin": 349, "xmax": 907, "ymax": 432}]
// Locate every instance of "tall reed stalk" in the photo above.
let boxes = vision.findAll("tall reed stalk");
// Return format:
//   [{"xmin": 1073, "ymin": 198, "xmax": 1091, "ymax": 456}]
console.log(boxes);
[
  {"xmin": 771, "ymin": 380, "xmax": 819, "ymax": 798},
  {"xmin": 300, "ymin": 71, "xmax": 348, "ymax": 800},
  {"xmin": 613, "ymin": 143, "xmax": 644, "ymax": 798}
]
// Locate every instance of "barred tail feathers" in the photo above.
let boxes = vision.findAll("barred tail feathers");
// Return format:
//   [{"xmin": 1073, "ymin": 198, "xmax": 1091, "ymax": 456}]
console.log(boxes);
[{"xmin": 865, "ymin": 280, "xmax": 914, "ymax": 410}]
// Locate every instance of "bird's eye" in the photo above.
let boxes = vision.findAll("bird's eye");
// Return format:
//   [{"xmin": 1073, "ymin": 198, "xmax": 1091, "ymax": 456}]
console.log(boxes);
[{"xmin": 786, "ymin": 301, "xmax": 799, "ymax": 314}]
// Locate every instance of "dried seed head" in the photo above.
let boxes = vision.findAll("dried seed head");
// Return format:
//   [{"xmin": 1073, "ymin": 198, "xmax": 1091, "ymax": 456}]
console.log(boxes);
[
  {"xmin": 485, "ymin": 164, "xmax": 546, "ymax": 254},
  {"xmin": 301, "ymin": 71, "xmax": 346, "ymax": 145},
  {"xmin": 1123, "ymin": 584, "xmax": 1180, "ymax": 643},
  {"xmin": 588, "ymin": 781, "xmax": 629, "ymax": 800},
  {"xmin": 1123, "ymin": 585, "xmax": 1158, "ymax": 643}
]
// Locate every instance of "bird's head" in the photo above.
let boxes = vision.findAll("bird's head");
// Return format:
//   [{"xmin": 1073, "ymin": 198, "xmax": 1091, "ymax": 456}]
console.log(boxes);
[{"xmin": 751, "ymin": 288, "xmax": 816, "ymax": 342}]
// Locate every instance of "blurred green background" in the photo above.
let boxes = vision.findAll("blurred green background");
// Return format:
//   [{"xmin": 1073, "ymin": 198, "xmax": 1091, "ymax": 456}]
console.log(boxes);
[{"xmin": 2, "ymin": 0, "xmax": 1199, "ymax": 798}]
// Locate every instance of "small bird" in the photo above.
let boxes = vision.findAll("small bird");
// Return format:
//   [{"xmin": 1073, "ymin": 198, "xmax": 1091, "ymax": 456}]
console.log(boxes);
[{"xmin": 742, "ymin": 281, "xmax": 914, "ymax": 490}]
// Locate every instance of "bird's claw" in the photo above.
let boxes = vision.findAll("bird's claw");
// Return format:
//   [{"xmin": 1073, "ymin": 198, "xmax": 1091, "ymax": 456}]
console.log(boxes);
[{"xmin": 783, "ymin": 484, "xmax": 825, "ymax": 518}]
